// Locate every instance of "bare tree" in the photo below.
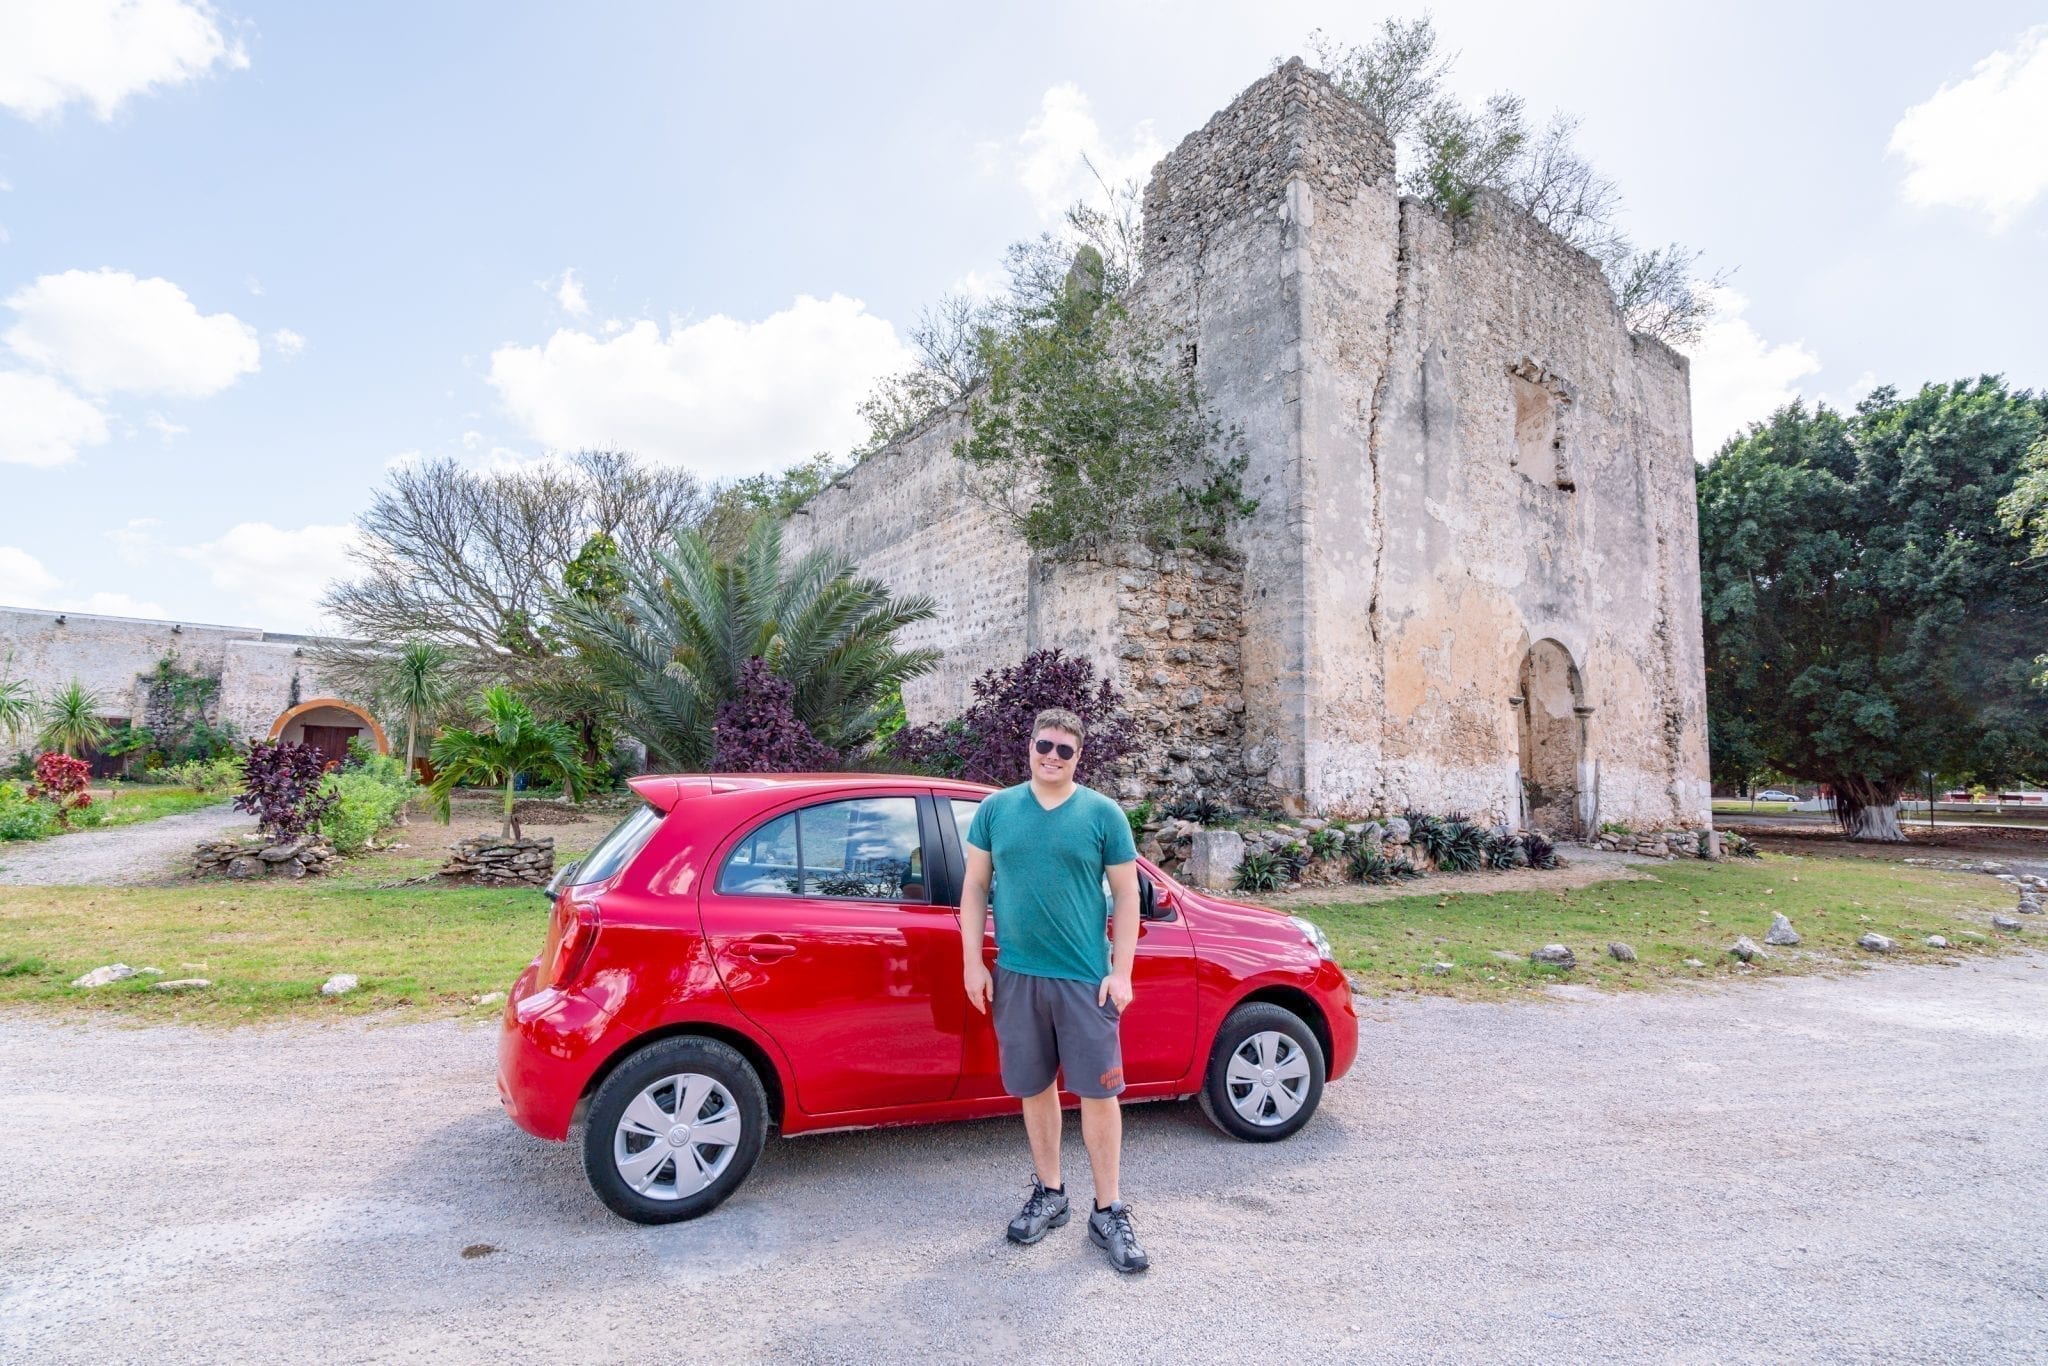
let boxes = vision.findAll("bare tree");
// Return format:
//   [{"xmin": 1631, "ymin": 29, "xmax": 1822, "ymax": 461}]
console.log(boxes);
[{"xmin": 854, "ymin": 294, "xmax": 998, "ymax": 454}]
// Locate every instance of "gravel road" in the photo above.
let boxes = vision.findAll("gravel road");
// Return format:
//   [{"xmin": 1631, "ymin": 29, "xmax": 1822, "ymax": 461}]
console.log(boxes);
[
  {"xmin": 0, "ymin": 803, "xmax": 251, "ymax": 886},
  {"xmin": 3, "ymin": 957, "xmax": 2044, "ymax": 1363}
]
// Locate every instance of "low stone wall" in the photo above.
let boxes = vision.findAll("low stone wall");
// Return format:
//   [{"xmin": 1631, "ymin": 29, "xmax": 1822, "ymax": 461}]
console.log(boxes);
[
  {"xmin": 1589, "ymin": 826, "xmax": 1717, "ymax": 859},
  {"xmin": 194, "ymin": 835, "xmax": 339, "ymax": 879},
  {"xmin": 441, "ymin": 835, "xmax": 554, "ymax": 885}
]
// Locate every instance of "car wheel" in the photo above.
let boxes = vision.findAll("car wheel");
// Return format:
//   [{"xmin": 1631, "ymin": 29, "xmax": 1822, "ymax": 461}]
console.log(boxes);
[
  {"xmin": 1196, "ymin": 1002, "xmax": 1326, "ymax": 1143},
  {"xmin": 582, "ymin": 1036, "xmax": 769, "ymax": 1224}
]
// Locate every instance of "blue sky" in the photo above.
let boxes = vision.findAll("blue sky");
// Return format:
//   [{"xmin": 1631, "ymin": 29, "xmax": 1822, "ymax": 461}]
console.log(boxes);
[{"xmin": 2, "ymin": 0, "xmax": 2045, "ymax": 632}]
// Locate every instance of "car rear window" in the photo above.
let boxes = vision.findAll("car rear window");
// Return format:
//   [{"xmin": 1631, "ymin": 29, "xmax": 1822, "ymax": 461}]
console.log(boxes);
[{"xmin": 572, "ymin": 803, "xmax": 662, "ymax": 886}]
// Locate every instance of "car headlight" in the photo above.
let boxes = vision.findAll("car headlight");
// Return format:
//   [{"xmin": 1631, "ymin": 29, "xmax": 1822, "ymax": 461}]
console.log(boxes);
[{"xmin": 1289, "ymin": 915, "xmax": 1334, "ymax": 960}]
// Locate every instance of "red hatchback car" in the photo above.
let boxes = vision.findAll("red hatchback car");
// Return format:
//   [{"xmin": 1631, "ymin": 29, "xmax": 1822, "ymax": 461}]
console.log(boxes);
[{"xmin": 498, "ymin": 774, "xmax": 1358, "ymax": 1224}]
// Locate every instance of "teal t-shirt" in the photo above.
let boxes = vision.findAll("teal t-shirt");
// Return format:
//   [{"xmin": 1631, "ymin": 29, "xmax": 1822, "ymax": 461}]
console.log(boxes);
[{"xmin": 965, "ymin": 782, "xmax": 1138, "ymax": 985}]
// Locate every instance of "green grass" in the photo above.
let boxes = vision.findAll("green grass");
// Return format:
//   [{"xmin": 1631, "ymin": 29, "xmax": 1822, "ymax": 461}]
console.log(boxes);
[
  {"xmin": 0, "ymin": 881, "xmax": 550, "ymax": 1020},
  {"xmin": 1310, "ymin": 853, "xmax": 2014, "ymax": 997},
  {"xmin": 89, "ymin": 786, "xmax": 230, "ymax": 829},
  {"xmin": 1710, "ymin": 800, "xmax": 1794, "ymax": 815}
]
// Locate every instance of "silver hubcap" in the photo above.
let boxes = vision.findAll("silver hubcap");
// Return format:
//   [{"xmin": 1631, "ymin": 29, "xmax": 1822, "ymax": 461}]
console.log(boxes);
[
  {"xmin": 1226, "ymin": 1031, "xmax": 1311, "ymax": 1126},
  {"xmin": 613, "ymin": 1072, "xmax": 742, "ymax": 1200}
]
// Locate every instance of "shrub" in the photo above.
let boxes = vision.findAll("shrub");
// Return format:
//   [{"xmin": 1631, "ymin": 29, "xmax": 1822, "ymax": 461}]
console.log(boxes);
[
  {"xmin": 887, "ymin": 649, "xmax": 1137, "ymax": 788},
  {"xmin": 1124, "ymin": 799, "xmax": 1155, "ymax": 842},
  {"xmin": 236, "ymin": 740, "xmax": 339, "ymax": 842},
  {"xmin": 712, "ymin": 659, "xmax": 841, "ymax": 773},
  {"xmin": 1484, "ymin": 831, "xmax": 1523, "ymax": 870},
  {"xmin": 1436, "ymin": 819, "xmax": 1488, "ymax": 873},
  {"xmin": 1234, "ymin": 851, "xmax": 1285, "ymax": 892},
  {"xmin": 1405, "ymin": 810, "xmax": 1452, "ymax": 865},
  {"xmin": 1520, "ymin": 831, "xmax": 1561, "ymax": 870},
  {"xmin": 165, "ymin": 753, "xmax": 245, "ymax": 794},
  {"xmin": 1162, "ymin": 793, "xmax": 1223, "ymax": 825},
  {"xmin": 0, "ymin": 782, "xmax": 58, "ymax": 841},
  {"xmin": 27, "ymin": 753, "xmax": 93, "ymax": 827},
  {"xmin": 318, "ymin": 752, "xmax": 417, "ymax": 853},
  {"xmin": 1306, "ymin": 826, "xmax": 1345, "ymax": 861},
  {"xmin": 1272, "ymin": 841, "xmax": 1312, "ymax": 882}
]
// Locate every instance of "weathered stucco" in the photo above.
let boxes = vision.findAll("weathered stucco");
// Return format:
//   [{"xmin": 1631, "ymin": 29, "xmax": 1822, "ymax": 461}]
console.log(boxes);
[
  {"xmin": 793, "ymin": 59, "xmax": 1712, "ymax": 831},
  {"xmin": 0, "ymin": 605, "xmax": 380, "ymax": 764}
]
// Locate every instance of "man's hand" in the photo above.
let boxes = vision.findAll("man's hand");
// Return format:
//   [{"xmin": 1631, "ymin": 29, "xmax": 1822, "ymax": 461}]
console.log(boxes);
[
  {"xmin": 1098, "ymin": 971, "xmax": 1134, "ymax": 1013},
  {"xmin": 964, "ymin": 960, "xmax": 993, "ymax": 1014}
]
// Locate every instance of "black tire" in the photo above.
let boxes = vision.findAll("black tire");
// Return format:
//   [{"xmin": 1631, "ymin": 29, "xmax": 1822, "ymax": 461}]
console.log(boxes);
[
  {"xmin": 1196, "ymin": 1001, "xmax": 1327, "ymax": 1142},
  {"xmin": 582, "ymin": 1036, "xmax": 769, "ymax": 1224}
]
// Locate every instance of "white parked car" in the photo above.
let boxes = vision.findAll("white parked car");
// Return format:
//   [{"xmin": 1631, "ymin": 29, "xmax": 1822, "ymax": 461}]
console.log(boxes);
[{"xmin": 1757, "ymin": 789, "xmax": 1798, "ymax": 802}]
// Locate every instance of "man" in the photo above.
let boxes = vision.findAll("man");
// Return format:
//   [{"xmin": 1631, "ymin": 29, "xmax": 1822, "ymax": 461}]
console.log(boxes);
[{"xmin": 961, "ymin": 707, "xmax": 1148, "ymax": 1274}]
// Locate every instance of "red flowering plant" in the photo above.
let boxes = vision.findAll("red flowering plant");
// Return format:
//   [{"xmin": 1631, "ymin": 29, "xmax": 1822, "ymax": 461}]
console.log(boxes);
[
  {"xmin": 233, "ymin": 739, "xmax": 338, "ymax": 842},
  {"xmin": 27, "ymin": 752, "xmax": 93, "ymax": 826},
  {"xmin": 712, "ymin": 660, "xmax": 841, "ymax": 773}
]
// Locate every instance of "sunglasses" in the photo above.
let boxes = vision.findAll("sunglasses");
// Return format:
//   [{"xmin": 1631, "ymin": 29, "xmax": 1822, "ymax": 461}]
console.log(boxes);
[{"xmin": 1033, "ymin": 738, "xmax": 1077, "ymax": 761}]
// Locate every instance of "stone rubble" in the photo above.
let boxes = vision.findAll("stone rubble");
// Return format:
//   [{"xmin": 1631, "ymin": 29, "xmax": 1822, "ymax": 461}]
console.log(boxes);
[
  {"xmin": 70, "ymin": 964, "xmax": 135, "ymax": 989},
  {"xmin": 1607, "ymin": 942, "xmax": 1637, "ymax": 963},
  {"xmin": 1529, "ymin": 944, "xmax": 1576, "ymax": 969},
  {"xmin": 1991, "ymin": 915, "xmax": 2022, "ymax": 932},
  {"xmin": 440, "ymin": 835, "xmax": 556, "ymax": 886},
  {"xmin": 321, "ymin": 974, "xmax": 359, "ymax": 996},
  {"xmin": 1763, "ymin": 913, "xmax": 1801, "ymax": 946},
  {"xmin": 152, "ymin": 978, "xmax": 211, "ymax": 992},
  {"xmin": 194, "ymin": 834, "xmax": 339, "ymax": 880},
  {"xmin": 1858, "ymin": 933, "xmax": 1895, "ymax": 953},
  {"xmin": 1730, "ymin": 936, "xmax": 1766, "ymax": 963},
  {"xmin": 1925, "ymin": 935, "xmax": 1950, "ymax": 949}
]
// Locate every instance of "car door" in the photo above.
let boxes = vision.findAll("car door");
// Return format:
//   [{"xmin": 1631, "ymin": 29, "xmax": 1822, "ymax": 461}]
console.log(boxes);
[
  {"xmin": 699, "ymin": 792, "xmax": 966, "ymax": 1116},
  {"xmin": 940, "ymin": 795, "xmax": 1199, "ymax": 1099}
]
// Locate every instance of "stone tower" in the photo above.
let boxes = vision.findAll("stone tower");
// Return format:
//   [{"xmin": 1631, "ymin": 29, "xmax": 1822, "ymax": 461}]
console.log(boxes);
[{"xmin": 786, "ymin": 60, "xmax": 1710, "ymax": 832}]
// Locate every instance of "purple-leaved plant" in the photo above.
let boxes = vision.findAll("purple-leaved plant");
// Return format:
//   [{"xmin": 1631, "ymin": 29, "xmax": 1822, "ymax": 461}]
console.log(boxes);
[
  {"xmin": 234, "ymin": 739, "xmax": 339, "ymax": 842},
  {"xmin": 889, "ymin": 648, "xmax": 1137, "ymax": 788},
  {"xmin": 713, "ymin": 659, "xmax": 841, "ymax": 773}
]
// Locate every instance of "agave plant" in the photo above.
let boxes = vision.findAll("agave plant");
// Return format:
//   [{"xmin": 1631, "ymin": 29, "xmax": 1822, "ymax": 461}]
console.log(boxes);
[
  {"xmin": 1306, "ymin": 826, "xmax": 1345, "ymax": 861},
  {"xmin": 1346, "ymin": 842, "xmax": 1389, "ymax": 883},
  {"xmin": 1234, "ymin": 851, "xmax": 1285, "ymax": 893},
  {"xmin": 1405, "ymin": 809, "xmax": 1452, "ymax": 865},
  {"xmin": 556, "ymin": 518, "xmax": 938, "ymax": 771},
  {"xmin": 1272, "ymin": 841, "xmax": 1313, "ymax": 882},
  {"xmin": 1437, "ymin": 819, "xmax": 1489, "ymax": 873},
  {"xmin": 1483, "ymin": 831, "xmax": 1522, "ymax": 870},
  {"xmin": 427, "ymin": 687, "xmax": 589, "ymax": 840},
  {"xmin": 1163, "ymin": 794, "xmax": 1223, "ymax": 826}
]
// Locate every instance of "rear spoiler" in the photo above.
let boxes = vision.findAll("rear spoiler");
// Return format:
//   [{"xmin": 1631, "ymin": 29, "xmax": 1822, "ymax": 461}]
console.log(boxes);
[{"xmin": 625, "ymin": 775, "xmax": 717, "ymax": 813}]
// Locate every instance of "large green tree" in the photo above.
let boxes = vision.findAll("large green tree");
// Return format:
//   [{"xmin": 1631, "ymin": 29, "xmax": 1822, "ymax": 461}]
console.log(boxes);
[
  {"xmin": 1698, "ymin": 378, "xmax": 2048, "ymax": 839},
  {"xmin": 556, "ymin": 518, "xmax": 940, "ymax": 771}
]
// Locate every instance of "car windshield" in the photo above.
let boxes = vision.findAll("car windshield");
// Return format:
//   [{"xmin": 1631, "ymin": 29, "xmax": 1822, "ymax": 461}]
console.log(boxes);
[{"xmin": 572, "ymin": 803, "xmax": 662, "ymax": 886}]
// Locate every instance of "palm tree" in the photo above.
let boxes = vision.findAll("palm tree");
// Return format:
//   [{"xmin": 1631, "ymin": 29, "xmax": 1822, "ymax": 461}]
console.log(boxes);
[
  {"xmin": 39, "ymin": 680, "xmax": 109, "ymax": 759},
  {"xmin": 556, "ymin": 518, "xmax": 940, "ymax": 770},
  {"xmin": 383, "ymin": 639, "xmax": 456, "ymax": 776},
  {"xmin": 0, "ymin": 659, "xmax": 32, "ymax": 745},
  {"xmin": 427, "ymin": 686, "xmax": 588, "ymax": 841}
]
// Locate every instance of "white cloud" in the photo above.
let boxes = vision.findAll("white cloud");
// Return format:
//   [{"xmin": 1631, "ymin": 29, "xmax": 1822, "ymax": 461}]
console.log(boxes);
[
  {"xmin": 143, "ymin": 411, "xmax": 187, "ymax": 441},
  {"xmin": 0, "ymin": 0, "xmax": 249, "ymax": 123},
  {"xmin": 178, "ymin": 521, "xmax": 360, "ymax": 631},
  {"xmin": 105, "ymin": 516, "xmax": 160, "ymax": 563},
  {"xmin": 0, "ymin": 545, "xmax": 60, "ymax": 600},
  {"xmin": 0, "ymin": 370, "xmax": 109, "ymax": 465},
  {"xmin": 267, "ymin": 326, "xmax": 304, "ymax": 359},
  {"xmin": 1889, "ymin": 26, "xmax": 2048, "ymax": 230},
  {"xmin": 1011, "ymin": 83, "xmax": 1164, "ymax": 218},
  {"xmin": 0, "ymin": 546, "xmax": 164, "ymax": 617},
  {"xmin": 550, "ymin": 268, "xmax": 589, "ymax": 317},
  {"xmin": 5, "ymin": 268, "xmax": 260, "ymax": 396},
  {"xmin": 1683, "ymin": 287, "xmax": 1822, "ymax": 456},
  {"xmin": 487, "ymin": 294, "xmax": 912, "ymax": 478}
]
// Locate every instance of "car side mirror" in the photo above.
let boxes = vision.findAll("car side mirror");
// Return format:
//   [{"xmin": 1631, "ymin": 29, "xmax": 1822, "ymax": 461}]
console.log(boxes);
[
  {"xmin": 1138, "ymin": 873, "xmax": 1175, "ymax": 921},
  {"xmin": 544, "ymin": 860, "xmax": 582, "ymax": 899}
]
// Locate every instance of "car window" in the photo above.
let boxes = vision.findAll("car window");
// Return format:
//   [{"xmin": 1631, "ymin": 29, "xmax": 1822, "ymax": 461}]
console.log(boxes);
[
  {"xmin": 715, "ymin": 797, "xmax": 925, "ymax": 902},
  {"xmin": 951, "ymin": 797, "xmax": 994, "ymax": 903},
  {"xmin": 716, "ymin": 811, "xmax": 801, "ymax": 896},
  {"xmin": 801, "ymin": 797, "xmax": 924, "ymax": 901},
  {"xmin": 572, "ymin": 803, "xmax": 662, "ymax": 886}
]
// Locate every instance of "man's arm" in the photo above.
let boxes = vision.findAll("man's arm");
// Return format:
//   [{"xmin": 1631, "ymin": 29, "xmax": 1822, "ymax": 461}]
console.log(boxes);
[
  {"xmin": 960, "ymin": 843, "xmax": 994, "ymax": 1013},
  {"xmin": 1099, "ymin": 859, "xmax": 1139, "ymax": 1010}
]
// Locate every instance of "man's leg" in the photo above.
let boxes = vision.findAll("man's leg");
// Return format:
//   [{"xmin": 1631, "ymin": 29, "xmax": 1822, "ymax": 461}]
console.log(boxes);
[
  {"xmin": 1020, "ymin": 1082, "xmax": 1063, "ymax": 1189},
  {"xmin": 1079, "ymin": 1095, "xmax": 1120, "ymax": 1206}
]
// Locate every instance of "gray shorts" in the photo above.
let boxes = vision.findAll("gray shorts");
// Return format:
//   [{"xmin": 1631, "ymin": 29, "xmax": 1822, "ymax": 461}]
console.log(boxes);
[{"xmin": 993, "ymin": 964, "xmax": 1125, "ymax": 1099}]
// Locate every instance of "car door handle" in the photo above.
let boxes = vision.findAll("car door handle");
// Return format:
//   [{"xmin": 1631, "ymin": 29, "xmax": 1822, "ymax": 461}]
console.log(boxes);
[{"xmin": 730, "ymin": 938, "xmax": 797, "ymax": 963}]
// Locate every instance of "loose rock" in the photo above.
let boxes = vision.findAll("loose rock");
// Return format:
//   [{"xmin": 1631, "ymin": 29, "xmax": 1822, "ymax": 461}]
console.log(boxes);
[
  {"xmin": 1682, "ymin": 958, "xmax": 1706, "ymax": 968},
  {"xmin": 1858, "ymin": 933, "xmax": 1894, "ymax": 953},
  {"xmin": 70, "ymin": 964, "xmax": 135, "ymax": 989},
  {"xmin": 1430, "ymin": 962, "xmax": 1454, "ymax": 976},
  {"xmin": 152, "ymin": 978, "xmax": 211, "ymax": 991},
  {"xmin": 1763, "ymin": 913, "xmax": 1801, "ymax": 946},
  {"xmin": 1730, "ymin": 936, "xmax": 1766, "ymax": 962},
  {"xmin": 321, "ymin": 973, "xmax": 360, "ymax": 996},
  {"xmin": 1925, "ymin": 936, "xmax": 1950, "ymax": 949},
  {"xmin": 1991, "ymin": 915, "xmax": 2021, "ymax": 932},
  {"xmin": 1529, "ymin": 944, "xmax": 1575, "ymax": 969},
  {"xmin": 473, "ymin": 991, "xmax": 506, "ymax": 1006},
  {"xmin": 1607, "ymin": 942, "xmax": 1637, "ymax": 963}
]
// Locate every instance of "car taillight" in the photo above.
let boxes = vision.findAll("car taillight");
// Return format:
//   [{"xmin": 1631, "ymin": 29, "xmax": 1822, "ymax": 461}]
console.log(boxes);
[{"xmin": 540, "ymin": 894, "xmax": 601, "ymax": 989}]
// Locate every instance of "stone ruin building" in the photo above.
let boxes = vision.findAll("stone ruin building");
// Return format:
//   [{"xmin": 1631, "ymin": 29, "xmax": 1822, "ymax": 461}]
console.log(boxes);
[
  {"xmin": 0, "ymin": 604, "xmax": 387, "ymax": 774},
  {"xmin": 786, "ymin": 60, "xmax": 1711, "ymax": 836}
]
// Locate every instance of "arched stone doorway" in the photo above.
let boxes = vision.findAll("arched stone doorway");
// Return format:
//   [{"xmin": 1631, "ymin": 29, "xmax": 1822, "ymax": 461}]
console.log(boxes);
[
  {"xmin": 269, "ymin": 698, "xmax": 390, "ymax": 769},
  {"xmin": 1514, "ymin": 641, "xmax": 1587, "ymax": 836}
]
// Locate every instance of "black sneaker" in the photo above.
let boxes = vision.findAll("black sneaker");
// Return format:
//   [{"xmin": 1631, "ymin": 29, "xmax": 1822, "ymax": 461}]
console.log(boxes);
[
  {"xmin": 1006, "ymin": 1179, "xmax": 1071, "ymax": 1245},
  {"xmin": 1088, "ymin": 1201, "xmax": 1150, "ymax": 1273}
]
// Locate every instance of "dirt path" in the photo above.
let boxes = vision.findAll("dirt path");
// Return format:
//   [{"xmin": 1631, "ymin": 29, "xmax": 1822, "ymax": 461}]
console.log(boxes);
[
  {"xmin": 0, "ymin": 803, "xmax": 251, "ymax": 887},
  {"xmin": 3, "ymin": 954, "xmax": 2041, "ymax": 1361}
]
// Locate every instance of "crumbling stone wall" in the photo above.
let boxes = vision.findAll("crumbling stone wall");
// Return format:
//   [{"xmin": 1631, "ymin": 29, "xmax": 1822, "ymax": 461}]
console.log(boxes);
[
  {"xmin": 1108, "ymin": 546, "xmax": 1255, "ymax": 806},
  {"xmin": 781, "ymin": 59, "xmax": 1711, "ymax": 832}
]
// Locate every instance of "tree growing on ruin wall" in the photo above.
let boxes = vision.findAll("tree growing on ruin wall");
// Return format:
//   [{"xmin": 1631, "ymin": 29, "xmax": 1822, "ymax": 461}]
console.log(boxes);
[{"xmin": 1698, "ymin": 378, "xmax": 2048, "ymax": 840}]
